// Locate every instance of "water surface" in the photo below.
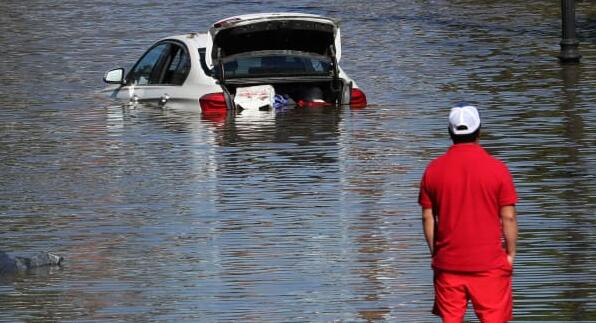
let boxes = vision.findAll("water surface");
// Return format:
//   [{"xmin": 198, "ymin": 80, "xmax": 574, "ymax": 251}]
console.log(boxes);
[{"xmin": 0, "ymin": 0, "xmax": 594, "ymax": 321}]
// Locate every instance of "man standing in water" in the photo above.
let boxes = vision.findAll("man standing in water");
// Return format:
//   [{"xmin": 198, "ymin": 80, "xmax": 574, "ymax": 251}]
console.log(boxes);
[{"xmin": 418, "ymin": 104, "xmax": 518, "ymax": 323}]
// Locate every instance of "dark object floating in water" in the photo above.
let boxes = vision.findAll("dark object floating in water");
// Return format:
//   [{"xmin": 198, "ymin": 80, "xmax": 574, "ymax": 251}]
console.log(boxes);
[{"xmin": 0, "ymin": 250, "xmax": 63, "ymax": 275}]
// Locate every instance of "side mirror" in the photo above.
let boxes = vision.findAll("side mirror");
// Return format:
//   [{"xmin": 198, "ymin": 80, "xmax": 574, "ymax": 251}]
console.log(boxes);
[{"xmin": 103, "ymin": 68, "xmax": 125, "ymax": 84}]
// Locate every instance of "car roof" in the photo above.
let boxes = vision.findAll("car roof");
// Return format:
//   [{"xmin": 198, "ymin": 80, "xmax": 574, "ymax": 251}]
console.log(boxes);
[{"xmin": 161, "ymin": 33, "xmax": 210, "ymax": 49}]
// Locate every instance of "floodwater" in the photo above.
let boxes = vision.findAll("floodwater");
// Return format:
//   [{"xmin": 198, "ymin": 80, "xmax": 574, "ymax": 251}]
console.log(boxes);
[{"xmin": 0, "ymin": 0, "xmax": 594, "ymax": 321}]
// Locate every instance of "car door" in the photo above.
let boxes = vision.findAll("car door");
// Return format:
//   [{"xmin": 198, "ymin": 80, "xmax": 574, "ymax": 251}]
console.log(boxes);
[{"xmin": 125, "ymin": 41, "xmax": 191, "ymax": 105}]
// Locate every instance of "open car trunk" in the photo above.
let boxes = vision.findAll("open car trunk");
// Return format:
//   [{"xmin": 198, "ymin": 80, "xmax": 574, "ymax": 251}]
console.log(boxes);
[
  {"xmin": 206, "ymin": 14, "xmax": 346, "ymax": 109},
  {"xmin": 222, "ymin": 78, "xmax": 349, "ymax": 109}
]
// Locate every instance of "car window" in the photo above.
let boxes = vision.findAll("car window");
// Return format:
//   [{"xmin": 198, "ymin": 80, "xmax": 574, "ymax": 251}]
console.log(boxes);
[
  {"xmin": 222, "ymin": 53, "xmax": 332, "ymax": 78},
  {"xmin": 128, "ymin": 43, "xmax": 170, "ymax": 85},
  {"xmin": 161, "ymin": 44, "xmax": 191, "ymax": 85},
  {"xmin": 127, "ymin": 42, "xmax": 191, "ymax": 86}
]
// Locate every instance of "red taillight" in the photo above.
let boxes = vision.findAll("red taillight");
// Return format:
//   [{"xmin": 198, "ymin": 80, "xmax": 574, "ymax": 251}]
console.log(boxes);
[
  {"xmin": 350, "ymin": 88, "xmax": 367, "ymax": 108},
  {"xmin": 199, "ymin": 92, "xmax": 228, "ymax": 112}
]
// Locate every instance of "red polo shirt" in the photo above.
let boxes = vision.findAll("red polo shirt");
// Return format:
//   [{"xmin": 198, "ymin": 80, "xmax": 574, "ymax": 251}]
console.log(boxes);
[{"xmin": 419, "ymin": 143, "xmax": 517, "ymax": 272}]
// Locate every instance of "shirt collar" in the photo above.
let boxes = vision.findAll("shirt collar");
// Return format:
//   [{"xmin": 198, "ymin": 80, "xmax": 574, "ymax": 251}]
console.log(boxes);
[{"xmin": 448, "ymin": 142, "xmax": 482, "ymax": 151}]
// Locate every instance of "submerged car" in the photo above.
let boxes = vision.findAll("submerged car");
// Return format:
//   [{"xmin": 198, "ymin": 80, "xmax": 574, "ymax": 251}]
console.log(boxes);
[{"xmin": 102, "ymin": 13, "xmax": 367, "ymax": 113}]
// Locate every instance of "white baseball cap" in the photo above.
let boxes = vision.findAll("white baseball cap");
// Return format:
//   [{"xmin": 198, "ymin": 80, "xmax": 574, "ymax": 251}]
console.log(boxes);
[{"xmin": 449, "ymin": 104, "xmax": 481, "ymax": 135}]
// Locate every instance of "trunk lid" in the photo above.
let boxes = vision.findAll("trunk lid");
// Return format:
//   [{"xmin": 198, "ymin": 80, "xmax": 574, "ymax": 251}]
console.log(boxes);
[{"xmin": 206, "ymin": 13, "xmax": 341, "ymax": 70}]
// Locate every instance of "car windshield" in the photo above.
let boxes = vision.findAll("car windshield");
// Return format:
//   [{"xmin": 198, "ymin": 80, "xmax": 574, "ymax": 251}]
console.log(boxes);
[{"xmin": 220, "ymin": 51, "xmax": 332, "ymax": 78}]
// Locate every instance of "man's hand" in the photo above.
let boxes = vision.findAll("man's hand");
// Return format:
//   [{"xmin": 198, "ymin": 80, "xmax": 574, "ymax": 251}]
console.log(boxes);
[{"xmin": 507, "ymin": 254, "xmax": 515, "ymax": 265}]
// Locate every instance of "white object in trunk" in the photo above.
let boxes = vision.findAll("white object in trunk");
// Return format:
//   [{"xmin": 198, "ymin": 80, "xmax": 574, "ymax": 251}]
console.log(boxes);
[{"xmin": 233, "ymin": 85, "xmax": 275, "ymax": 110}]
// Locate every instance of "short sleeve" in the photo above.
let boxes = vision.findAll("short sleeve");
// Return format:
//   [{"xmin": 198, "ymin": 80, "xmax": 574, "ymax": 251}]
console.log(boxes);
[
  {"xmin": 418, "ymin": 171, "xmax": 433, "ymax": 209},
  {"xmin": 499, "ymin": 166, "xmax": 518, "ymax": 206}
]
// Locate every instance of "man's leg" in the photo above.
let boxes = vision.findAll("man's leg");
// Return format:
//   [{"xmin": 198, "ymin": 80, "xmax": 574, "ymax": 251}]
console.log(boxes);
[
  {"xmin": 467, "ymin": 262, "xmax": 513, "ymax": 323},
  {"xmin": 433, "ymin": 270, "xmax": 469, "ymax": 323}
]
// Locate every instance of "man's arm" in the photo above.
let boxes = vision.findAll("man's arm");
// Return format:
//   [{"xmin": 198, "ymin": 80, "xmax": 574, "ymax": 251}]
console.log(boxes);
[
  {"xmin": 501, "ymin": 205, "xmax": 517, "ymax": 264},
  {"xmin": 422, "ymin": 208, "xmax": 435, "ymax": 255}
]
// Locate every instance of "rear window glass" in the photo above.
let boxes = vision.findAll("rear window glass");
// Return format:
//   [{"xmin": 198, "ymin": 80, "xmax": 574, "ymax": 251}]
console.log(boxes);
[{"xmin": 222, "ymin": 54, "xmax": 332, "ymax": 78}]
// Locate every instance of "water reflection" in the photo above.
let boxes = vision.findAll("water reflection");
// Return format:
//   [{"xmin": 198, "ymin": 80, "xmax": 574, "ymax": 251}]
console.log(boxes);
[{"xmin": 520, "ymin": 64, "xmax": 595, "ymax": 320}]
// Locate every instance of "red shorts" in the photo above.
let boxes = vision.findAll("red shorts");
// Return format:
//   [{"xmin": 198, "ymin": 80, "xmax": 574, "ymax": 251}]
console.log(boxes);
[{"xmin": 433, "ymin": 260, "xmax": 513, "ymax": 323}]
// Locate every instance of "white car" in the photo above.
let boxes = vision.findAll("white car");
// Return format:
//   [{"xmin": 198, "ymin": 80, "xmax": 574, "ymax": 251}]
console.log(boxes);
[{"xmin": 102, "ymin": 13, "xmax": 367, "ymax": 114}]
